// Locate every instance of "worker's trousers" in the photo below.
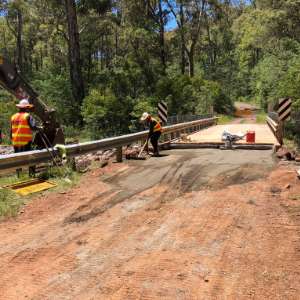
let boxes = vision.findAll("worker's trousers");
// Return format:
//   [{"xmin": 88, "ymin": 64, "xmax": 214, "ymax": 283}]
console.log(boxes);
[{"xmin": 150, "ymin": 131, "xmax": 161, "ymax": 155}]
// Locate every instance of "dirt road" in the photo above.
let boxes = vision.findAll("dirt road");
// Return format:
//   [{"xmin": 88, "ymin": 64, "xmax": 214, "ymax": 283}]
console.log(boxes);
[{"xmin": 0, "ymin": 149, "xmax": 300, "ymax": 299}]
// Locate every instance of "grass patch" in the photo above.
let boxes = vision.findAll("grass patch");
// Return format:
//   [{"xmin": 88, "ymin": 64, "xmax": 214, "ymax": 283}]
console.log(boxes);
[
  {"xmin": 255, "ymin": 111, "xmax": 267, "ymax": 124},
  {"xmin": 0, "ymin": 174, "xmax": 26, "ymax": 218},
  {"xmin": 0, "ymin": 163, "xmax": 81, "ymax": 218},
  {"xmin": 217, "ymin": 114, "xmax": 234, "ymax": 125},
  {"xmin": 283, "ymin": 137, "xmax": 298, "ymax": 151},
  {"xmin": 34, "ymin": 162, "xmax": 81, "ymax": 195},
  {"xmin": 41, "ymin": 164, "xmax": 81, "ymax": 192},
  {"xmin": 0, "ymin": 188, "xmax": 23, "ymax": 218}
]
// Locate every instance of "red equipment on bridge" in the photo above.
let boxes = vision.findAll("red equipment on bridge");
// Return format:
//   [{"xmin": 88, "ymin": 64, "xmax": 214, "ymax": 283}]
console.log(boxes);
[{"xmin": 246, "ymin": 131, "xmax": 256, "ymax": 143}]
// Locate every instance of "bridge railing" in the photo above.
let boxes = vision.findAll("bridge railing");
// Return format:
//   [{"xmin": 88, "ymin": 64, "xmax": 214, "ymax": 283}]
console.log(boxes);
[
  {"xmin": 0, "ymin": 116, "xmax": 217, "ymax": 173},
  {"xmin": 267, "ymin": 112, "xmax": 282, "ymax": 144},
  {"xmin": 166, "ymin": 114, "xmax": 213, "ymax": 125}
]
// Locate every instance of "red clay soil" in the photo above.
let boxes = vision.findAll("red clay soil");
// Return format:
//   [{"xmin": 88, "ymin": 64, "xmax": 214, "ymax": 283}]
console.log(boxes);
[{"xmin": 0, "ymin": 161, "xmax": 300, "ymax": 299}]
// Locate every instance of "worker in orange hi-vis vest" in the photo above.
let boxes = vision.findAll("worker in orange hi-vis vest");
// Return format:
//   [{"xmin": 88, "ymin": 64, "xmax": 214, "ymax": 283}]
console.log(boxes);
[
  {"xmin": 11, "ymin": 99, "xmax": 38, "ymax": 176},
  {"xmin": 140, "ymin": 112, "xmax": 162, "ymax": 157}
]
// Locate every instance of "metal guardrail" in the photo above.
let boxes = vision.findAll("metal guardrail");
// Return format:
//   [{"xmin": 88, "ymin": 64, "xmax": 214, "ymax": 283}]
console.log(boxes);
[
  {"xmin": 101, "ymin": 114, "xmax": 213, "ymax": 138},
  {"xmin": 266, "ymin": 115, "xmax": 282, "ymax": 145},
  {"xmin": 0, "ymin": 117, "xmax": 217, "ymax": 172},
  {"xmin": 266, "ymin": 116, "xmax": 278, "ymax": 132},
  {"xmin": 166, "ymin": 114, "xmax": 213, "ymax": 125},
  {"xmin": 268, "ymin": 112, "xmax": 279, "ymax": 122}
]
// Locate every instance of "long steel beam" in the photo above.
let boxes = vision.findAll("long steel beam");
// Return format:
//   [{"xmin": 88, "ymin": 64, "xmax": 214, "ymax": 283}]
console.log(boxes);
[{"xmin": 0, "ymin": 117, "xmax": 217, "ymax": 172}]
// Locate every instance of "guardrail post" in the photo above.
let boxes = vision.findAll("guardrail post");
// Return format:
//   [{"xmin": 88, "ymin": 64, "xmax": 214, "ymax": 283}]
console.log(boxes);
[
  {"xmin": 277, "ymin": 121, "xmax": 284, "ymax": 145},
  {"xmin": 116, "ymin": 147, "xmax": 123, "ymax": 162}
]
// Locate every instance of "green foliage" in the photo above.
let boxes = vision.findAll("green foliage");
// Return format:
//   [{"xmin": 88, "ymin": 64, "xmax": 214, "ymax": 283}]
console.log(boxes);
[
  {"xmin": 217, "ymin": 114, "xmax": 234, "ymax": 125},
  {"xmin": 156, "ymin": 74, "xmax": 233, "ymax": 116},
  {"xmin": 0, "ymin": 188, "xmax": 23, "ymax": 218},
  {"xmin": 1, "ymin": 0, "xmax": 300, "ymax": 141},
  {"xmin": 0, "ymin": 174, "xmax": 27, "ymax": 218},
  {"xmin": 0, "ymin": 0, "xmax": 242, "ymax": 140},
  {"xmin": 0, "ymin": 164, "xmax": 79, "ymax": 218},
  {"xmin": 0, "ymin": 90, "xmax": 16, "ymax": 144},
  {"xmin": 255, "ymin": 111, "xmax": 267, "ymax": 124},
  {"xmin": 130, "ymin": 97, "xmax": 156, "ymax": 131},
  {"xmin": 81, "ymin": 88, "xmax": 132, "ymax": 138},
  {"xmin": 32, "ymin": 70, "xmax": 74, "ymax": 124}
]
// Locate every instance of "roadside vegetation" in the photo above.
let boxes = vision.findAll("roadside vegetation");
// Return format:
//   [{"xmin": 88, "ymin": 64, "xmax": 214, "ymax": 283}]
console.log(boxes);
[
  {"xmin": 0, "ymin": 189, "xmax": 23, "ymax": 218},
  {"xmin": 0, "ymin": 164, "xmax": 81, "ymax": 218},
  {"xmin": 255, "ymin": 111, "xmax": 267, "ymax": 124},
  {"xmin": 0, "ymin": 1, "xmax": 299, "ymax": 143},
  {"xmin": 217, "ymin": 114, "xmax": 235, "ymax": 125}
]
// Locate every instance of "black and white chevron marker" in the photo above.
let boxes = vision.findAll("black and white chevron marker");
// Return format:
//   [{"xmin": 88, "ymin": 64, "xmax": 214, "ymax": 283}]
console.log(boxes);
[
  {"xmin": 158, "ymin": 101, "xmax": 168, "ymax": 124},
  {"xmin": 278, "ymin": 98, "xmax": 292, "ymax": 121}
]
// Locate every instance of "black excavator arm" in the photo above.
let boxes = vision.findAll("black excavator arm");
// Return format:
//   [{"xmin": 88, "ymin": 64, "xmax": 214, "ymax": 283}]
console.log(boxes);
[{"xmin": 0, "ymin": 56, "xmax": 64, "ymax": 148}]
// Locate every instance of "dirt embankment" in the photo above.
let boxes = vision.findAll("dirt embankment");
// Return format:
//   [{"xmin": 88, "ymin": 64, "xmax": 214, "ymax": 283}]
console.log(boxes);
[{"xmin": 0, "ymin": 149, "xmax": 299, "ymax": 299}]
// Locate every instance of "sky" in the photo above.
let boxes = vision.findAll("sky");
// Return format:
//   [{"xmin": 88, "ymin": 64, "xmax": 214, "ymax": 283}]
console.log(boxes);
[
  {"xmin": 164, "ymin": 0, "xmax": 252, "ymax": 32},
  {"xmin": 166, "ymin": 15, "xmax": 177, "ymax": 31}
]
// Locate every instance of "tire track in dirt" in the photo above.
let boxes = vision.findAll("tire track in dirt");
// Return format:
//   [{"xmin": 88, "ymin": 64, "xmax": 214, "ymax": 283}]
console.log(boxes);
[{"xmin": 1, "ymin": 150, "xmax": 299, "ymax": 299}]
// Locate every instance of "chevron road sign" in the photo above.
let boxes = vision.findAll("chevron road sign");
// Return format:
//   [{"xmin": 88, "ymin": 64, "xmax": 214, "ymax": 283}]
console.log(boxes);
[
  {"xmin": 158, "ymin": 101, "xmax": 168, "ymax": 124},
  {"xmin": 278, "ymin": 98, "xmax": 292, "ymax": 121}
]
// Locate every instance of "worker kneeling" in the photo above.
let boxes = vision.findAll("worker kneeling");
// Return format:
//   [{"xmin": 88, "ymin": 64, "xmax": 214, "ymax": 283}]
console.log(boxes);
[
  {"xmin": 11, "ymin": 99, "xmax": 39, "ymax": 176},
  {"xmin": 140, "ymin": 112, "xmax": 162, "ymax": 157}
]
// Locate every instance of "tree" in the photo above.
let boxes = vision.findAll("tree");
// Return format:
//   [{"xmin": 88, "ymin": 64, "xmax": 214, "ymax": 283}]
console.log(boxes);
[
  {"xmin": 64, "ymin": 0, "xmax": 85, "ymax": 115},
  {"xmin": 1, "ymin": 0, "xmax": 27, "ymax": 71},
  {"xmin": 167, "ymin": 0, "xmax": 207, "ymax": 77}
]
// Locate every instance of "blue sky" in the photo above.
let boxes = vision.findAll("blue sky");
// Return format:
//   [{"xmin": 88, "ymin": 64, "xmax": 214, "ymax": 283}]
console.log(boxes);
[
  {"xmin": 165, "ymin": 0, "xmax": 252, "ymax": 31},
  {"xmin": 166, "ymin": 15, "xmax": 177, "ymax": 31}
]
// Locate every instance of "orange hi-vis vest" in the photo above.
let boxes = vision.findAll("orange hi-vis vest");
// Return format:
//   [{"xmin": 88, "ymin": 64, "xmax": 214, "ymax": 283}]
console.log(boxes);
[
  {"xmin": 152, "ymin": 117, "xmax": 162, "ymax": 132},
  {"xmin": 11, "ymin": 112, "xmax": 33, "ymax": 147}
]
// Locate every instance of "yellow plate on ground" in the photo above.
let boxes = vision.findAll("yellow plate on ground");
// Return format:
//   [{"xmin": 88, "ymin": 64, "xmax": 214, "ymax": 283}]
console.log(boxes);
[{"xmin": 4, "ymin": 179, "xmax": 57, "ymax": 196}]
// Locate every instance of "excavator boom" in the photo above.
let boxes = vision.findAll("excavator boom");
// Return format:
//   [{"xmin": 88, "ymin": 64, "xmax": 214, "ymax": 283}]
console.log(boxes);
[{"xmin": 0, "ymin": 56, "xmax": 64, "ymax": 148}]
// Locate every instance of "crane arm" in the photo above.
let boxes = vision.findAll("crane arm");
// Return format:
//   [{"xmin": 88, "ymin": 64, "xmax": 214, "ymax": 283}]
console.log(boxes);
[{"xmin": 0, "ymin": 56, "xmax": 64, "ymax": 147}]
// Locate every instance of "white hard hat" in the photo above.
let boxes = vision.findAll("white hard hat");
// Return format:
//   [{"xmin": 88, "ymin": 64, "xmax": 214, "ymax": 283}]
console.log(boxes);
[
  {"xmin": 16, "ymin": 99, "xmax": 33, "ymax": 108},
  {"xmin": 140, "ymin": 112, "xmax": 150, "ymax": 121}
]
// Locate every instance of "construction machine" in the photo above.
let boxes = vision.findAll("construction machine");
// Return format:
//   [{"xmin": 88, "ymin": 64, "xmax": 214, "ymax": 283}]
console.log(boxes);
[{"xmin": 0, "ymin": 56, "xmax": 64, "ymax": 148}]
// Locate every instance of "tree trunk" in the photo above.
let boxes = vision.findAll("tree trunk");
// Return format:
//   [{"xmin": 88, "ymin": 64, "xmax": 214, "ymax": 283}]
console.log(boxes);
[
  {"xmin": 158, "ymin": 0, "xmax": 166, "ymax": 71},
  {"xmin": 16, "ymin": 9, "xmax": 23, "ymax": 72},
  {"xmin": 188, "ymin": 44, "xmax": 195, "ymax": 77},
  {"xmin": 115, "ymin": 25, "xmax": 118, "ymax": 58},
  {"xmin": 100, "ymin": 35, "xmax": 104, "ymax": 70},
  {"xmin": 64, "ymin": 0, "xmax": 85, "ymax": 110},
  {"xmin": 87, "ymin": 48, "xmax": 92, "ymax": 83},
  {"xmin": 188, "ymin": 52, "xmax": 194, "ymax": 77},
  {"xmin": 180, "ymin": 3, "xmax": 185, "ymax": 75}
]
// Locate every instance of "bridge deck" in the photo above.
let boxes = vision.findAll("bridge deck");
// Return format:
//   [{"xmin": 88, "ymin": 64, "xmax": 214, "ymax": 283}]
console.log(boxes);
[{"xmin": 188, "ymin": 124, "xmax": 279, "ymax": 145}]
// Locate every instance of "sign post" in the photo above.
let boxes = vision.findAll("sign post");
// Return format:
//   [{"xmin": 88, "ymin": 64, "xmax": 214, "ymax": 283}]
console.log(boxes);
[{"xmin": 277, "ymin": 98, "xmax": 292, "ymax": 145}]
